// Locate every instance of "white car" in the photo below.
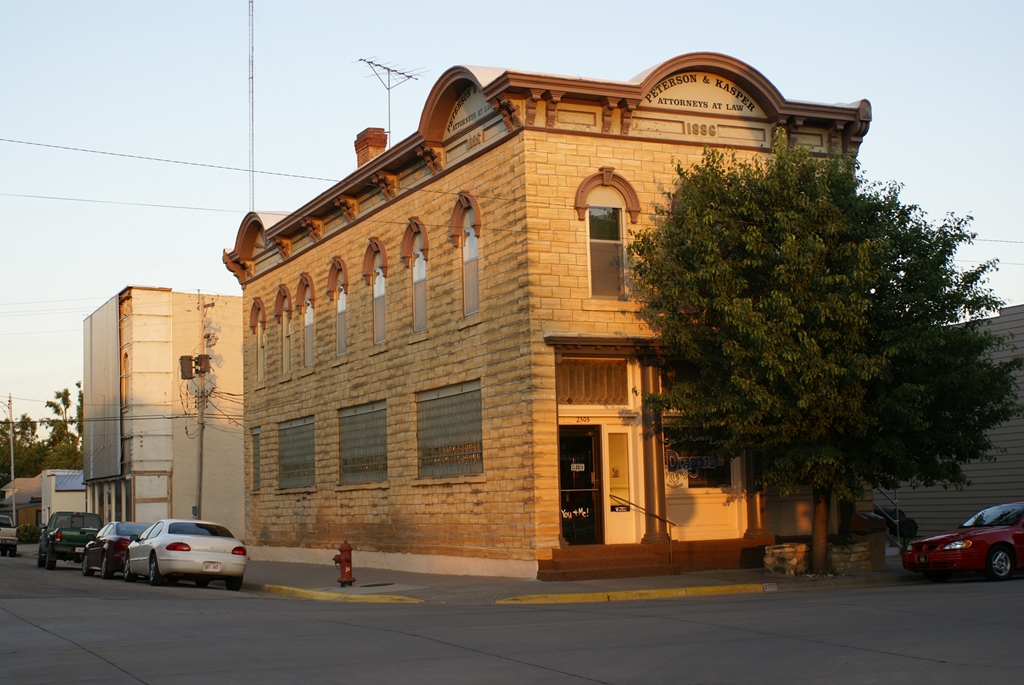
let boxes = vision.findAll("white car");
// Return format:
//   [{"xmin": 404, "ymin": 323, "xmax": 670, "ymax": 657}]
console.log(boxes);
[{"xmin": 124, "ymin": 519, "xmax": 247, "ymax": 590}]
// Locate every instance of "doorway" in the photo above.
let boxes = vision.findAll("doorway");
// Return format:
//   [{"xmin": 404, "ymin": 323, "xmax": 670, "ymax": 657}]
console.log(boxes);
[{"xmin": 559, "ymin": 427, "xmax": 602, "ymax": 544}]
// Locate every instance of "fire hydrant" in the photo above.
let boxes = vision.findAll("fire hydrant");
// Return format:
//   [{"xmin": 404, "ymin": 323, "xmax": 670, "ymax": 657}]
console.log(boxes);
[{"xmin": 333, "ymin": 541, "xmax": 355, "ymax": 587}]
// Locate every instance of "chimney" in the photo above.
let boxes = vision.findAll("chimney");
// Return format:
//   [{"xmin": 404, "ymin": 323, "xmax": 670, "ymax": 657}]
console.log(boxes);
[{"xmin": 355, "ymin": 127, "xmax": 388, "ymax": 167}]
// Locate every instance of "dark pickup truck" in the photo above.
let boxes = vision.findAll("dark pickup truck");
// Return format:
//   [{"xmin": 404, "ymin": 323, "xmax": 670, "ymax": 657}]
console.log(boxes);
[{"xmin": 37, "ymin": 511, "xmax": 103, "ymax": 570}]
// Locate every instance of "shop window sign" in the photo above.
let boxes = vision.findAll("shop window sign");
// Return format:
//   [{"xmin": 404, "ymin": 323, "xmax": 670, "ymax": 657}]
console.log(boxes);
[{"xmin": 664, "ymin": 432, "xmax": 732, "ymax": 489}]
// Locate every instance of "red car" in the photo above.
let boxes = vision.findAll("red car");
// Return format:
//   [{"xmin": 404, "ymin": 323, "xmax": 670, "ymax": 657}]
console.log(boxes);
[
  {"xmin": 81, "ymin": 521, "xmax": 150, "ymax": 579},
  {"xmin": 903, "ymin": 502, "xmax": 1024, "ymax": 582}
]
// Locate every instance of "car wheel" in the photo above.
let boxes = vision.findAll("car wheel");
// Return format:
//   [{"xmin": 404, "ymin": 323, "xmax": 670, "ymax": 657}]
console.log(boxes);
[
  {"xmin": 123, "ymin": 553, "xmax": 138, "ymax": 583},
  {"xmin": 81, "ymin": 555, "xmax": 94, "ymax": 576},
  {"xmin": 923, "ymin": 571, "xmax": 952, "ymax": 583},
  {"xmin": 985, "ymin": 545, "xmax": 1015, "ymax": 581},
  {"xmin": 148, "ymin": 554, "xmax": 165, "ymax": 587},
  {"xmin": 37, "ymin": 548, "xmax": 46, "ymax": 567},
  {"xmin": 45, "ymin": 548, "xmax": 56, "ymax": 570},
  {"xmin": 225, "ymin": 575, "xmax": 243, "ymax": 592},
  {"xmin": 195, "ymin": 579, "xmax": 210, "ymax": 588},
  {"xmin": 100, "ymin": 554, "xmax": 114, "ymax": 580}
]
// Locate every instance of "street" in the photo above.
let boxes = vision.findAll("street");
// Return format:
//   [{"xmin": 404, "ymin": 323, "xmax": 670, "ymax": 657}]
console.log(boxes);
[{"xmin": 2, "ymin": 551, "xmax": 1022, "ymax": 684}]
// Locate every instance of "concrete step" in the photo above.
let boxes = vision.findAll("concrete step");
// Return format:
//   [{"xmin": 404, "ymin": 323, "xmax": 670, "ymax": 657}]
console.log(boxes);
[{"xmin": 537, "ymin": 565, "xmax": 677, "ymax": 582}]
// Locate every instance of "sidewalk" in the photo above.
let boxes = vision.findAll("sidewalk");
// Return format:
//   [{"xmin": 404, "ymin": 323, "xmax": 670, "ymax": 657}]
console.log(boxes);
[{"xmin": 242, "ymin": 555, "xmax": 925, "ymax": 606}]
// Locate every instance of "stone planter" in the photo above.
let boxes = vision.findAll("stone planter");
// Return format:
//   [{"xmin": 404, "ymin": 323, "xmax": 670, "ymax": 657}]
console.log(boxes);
[
  {"xmin": 763, "ymin": 543, "xmax": 809, "ymax": 575},
  {"xmin": 827, "ymin": 541, "xmax": 873, "ymax": 573}
]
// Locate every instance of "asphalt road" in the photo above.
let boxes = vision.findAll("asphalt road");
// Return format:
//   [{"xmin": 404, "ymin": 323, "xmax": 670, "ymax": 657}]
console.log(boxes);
[{"xmin": 2, "ymin": 550, "xmax": 1022, "ymax": 684}]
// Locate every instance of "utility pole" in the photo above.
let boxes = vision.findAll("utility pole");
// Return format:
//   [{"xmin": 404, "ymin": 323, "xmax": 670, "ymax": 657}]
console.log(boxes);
[
  {"xmin": 7, "ymin": 395, "xmax": 15, "ymax": 526},
  {"xmin": 248, "ymin": 0, "xmax": 254, "ymax": 212},
  {"xmin": 181, "ymin": 295, "xmax": 215, "ymax": 520}
]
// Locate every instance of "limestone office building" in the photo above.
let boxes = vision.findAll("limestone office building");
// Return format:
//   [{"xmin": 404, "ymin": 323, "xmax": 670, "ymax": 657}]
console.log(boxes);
[{"xmin": 224, "ymin": 53, "xmax": 871, "ymax": 578}]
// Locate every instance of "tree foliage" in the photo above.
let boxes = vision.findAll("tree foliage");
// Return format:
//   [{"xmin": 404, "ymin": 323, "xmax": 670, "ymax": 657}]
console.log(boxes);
[
  {"xmin": 629, "ymin": 136, "xmax": 1022, "ymax": 570},
  {"xmin": 0, "ymin": 384, "xmax": 83, "ymax": 486}
]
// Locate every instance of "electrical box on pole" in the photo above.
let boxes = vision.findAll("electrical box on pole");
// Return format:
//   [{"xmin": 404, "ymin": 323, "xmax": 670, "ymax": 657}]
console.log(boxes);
[{"xmin": 179, "ymin": 355, "xmax": 195, "ymax": 380}]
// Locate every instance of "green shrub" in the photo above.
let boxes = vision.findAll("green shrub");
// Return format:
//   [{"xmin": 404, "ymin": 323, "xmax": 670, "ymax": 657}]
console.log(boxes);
[{"xmin": 18, "ymin": 524, "xmax": 41, "ymax": 544}]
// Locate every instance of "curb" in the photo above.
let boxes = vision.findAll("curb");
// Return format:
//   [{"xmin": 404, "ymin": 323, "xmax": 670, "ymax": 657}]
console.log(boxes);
[
  {"xmin": 495, "ymin": 573, "xmax": 925, "ymax": 605},
  {"xmin": 262, "ymin": 584, "xmax": 423, "ymax": 604},
  {"xmin": 496, "ymin": 582, "xmax": 774, "ymax": 605}
]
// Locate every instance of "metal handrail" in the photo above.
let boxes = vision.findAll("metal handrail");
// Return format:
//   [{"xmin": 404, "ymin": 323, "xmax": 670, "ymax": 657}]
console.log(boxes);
[
  {"xmin": 608, "ymin": 494, "xmax": 678, "ymax": 568},
  {"xmin": 874, "ymin": 487, "xmax": 905, "ymax": 551}
]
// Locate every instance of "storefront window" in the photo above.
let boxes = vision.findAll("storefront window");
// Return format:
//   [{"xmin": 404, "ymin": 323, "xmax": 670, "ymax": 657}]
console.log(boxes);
[{"xmin": 664, "ymin": 427, "xmax": 731, "ymax": 489}]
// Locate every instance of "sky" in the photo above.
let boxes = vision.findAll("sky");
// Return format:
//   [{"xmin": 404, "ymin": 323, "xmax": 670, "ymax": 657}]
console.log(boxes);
[{"xmin": 1, "ymin": 1, "xmax": 1022, "ymax": 427}]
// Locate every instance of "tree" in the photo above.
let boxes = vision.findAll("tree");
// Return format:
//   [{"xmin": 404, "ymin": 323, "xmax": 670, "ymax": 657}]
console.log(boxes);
[
  {"xmin": 0, "ymin": 384, "xmax": 85, "ymax": 487},
  {"xmin": 41, "ymin": 383, "xmax": 83, "ymax": 470},
  {"xmin": 0, "ymin": 414, "xmax": 45, "ymax": 486},
  {"xmin": 629, "ymin": 135, "xmax": 1022, "ymax": 572}
]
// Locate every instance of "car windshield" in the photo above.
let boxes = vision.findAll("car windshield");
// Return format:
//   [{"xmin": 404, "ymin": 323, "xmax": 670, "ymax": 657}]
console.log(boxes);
[
  {"xmin": 960, "ymin": 504, "xmax": 1024, "ymax": 528},
  {"xmin": 166, "ymin": 522, "xmax": 234, "ymax": 538},
  {"xmin": 0, "ymin": 515, "xmax": 11, "ymax": 527},
  {"xmin": 115, "ymin": 523, "xmax": 150, "ymax": 537}
]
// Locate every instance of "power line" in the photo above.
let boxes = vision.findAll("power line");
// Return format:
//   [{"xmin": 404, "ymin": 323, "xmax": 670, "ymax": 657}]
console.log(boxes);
[
  {"xmin": 0, "ymin": 137, "xmax": 339, "ymax": 183},
  {"xmin": 0, "ymin": 192, "xmax": 241, "ymax": 214}
]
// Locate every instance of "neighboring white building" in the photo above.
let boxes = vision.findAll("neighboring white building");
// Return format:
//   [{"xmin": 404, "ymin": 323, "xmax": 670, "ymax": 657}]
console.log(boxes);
[
  {"xmin": 875, "ymin": 304, "xmax": 1024, "ymax": 535},
  {"xmin": 82, "ymin": 286, "xmax": 244, "ymax": 534},
  {"xmin": 40, "ymin": 469, "xmax": 86, "ymax": 523}
]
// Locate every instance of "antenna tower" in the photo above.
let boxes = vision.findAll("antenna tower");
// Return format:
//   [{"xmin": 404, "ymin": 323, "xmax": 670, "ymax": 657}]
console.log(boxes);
[
  {"xmin": 248, "ymin": 0, "xmax": 255, "ymax": 211},
  {"xmin": 358, "ymin": 58, "xmax": 426, "ymax": 148}
]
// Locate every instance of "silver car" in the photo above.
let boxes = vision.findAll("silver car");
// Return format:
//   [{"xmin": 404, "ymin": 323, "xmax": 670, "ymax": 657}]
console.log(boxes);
[{"xmin": 124, "ymin": 519, "xmax": 247, "ymax": 590}]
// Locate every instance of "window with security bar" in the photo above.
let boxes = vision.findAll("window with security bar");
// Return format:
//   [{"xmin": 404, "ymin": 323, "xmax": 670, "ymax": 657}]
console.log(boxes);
[
  {"xmin": 251, "ymin": 427, "xmax": 261, "ymax": 491},
  {"xmin": 556, "ymin": 358, "xmax": 629, "ymax": 405},
  {"xmin": 278, "ymin": 416, "xmax": 315, "ymax": 488},
  {"xmin": 417, "ymin": 382, "xmax": 483, "ymax": 478},
  {"xmin": 339, "ymin": 403, "xmax": 387, "ymax": 484}
]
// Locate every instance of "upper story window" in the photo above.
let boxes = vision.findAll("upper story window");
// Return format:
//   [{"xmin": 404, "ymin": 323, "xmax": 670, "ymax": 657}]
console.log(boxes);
[
  {"xmin": 328, "ymin": 257, "xmax": 348, "ymax": 357},
  {"xmin": 295, "ymin": 273, "xmax": 316, "ymax": 368},
  {"xmin": 450, "ymin": 193, "xmax": 482, "ymax": 316},
  {"xmin": 274, "ymin": 285, "xmax": 293, "ymax": 375},
  {"xmin": 402, "ymin": 218, "xmax": 429, "ymax": 333},
  {"xmin": 373, "ymin": 265, "xmax": 386, "ymax": 344},
  {"xmin": 362, "ymin": 238, "xmax": 388, "ymax": 345},
  {"xmin": 303, "ymin": 299, "xmax": 314, "ymax": 367},
  {"xmin": 249, "ymin": 298, "xmax": 267, "ymax": 383},
  {"xmin": 573, "ymin": 167, "xmax": 641, "ymax": 300},
  {"xmin": 588, "ymin": 201, "xmax": 624, "ymax": 299}
]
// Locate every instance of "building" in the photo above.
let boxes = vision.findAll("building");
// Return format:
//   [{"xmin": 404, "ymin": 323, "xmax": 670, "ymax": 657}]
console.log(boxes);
[
  {"xmin": 40, "ymin": 469, "xmax": 86, "ymax": 524},
  {"xmin": 224, "ymin": 53, "xmax": 871, "ymax": 578},
  {"xmin": 875, "ymin": 304, "xmax": 1024, "ymax": 536},
  {"xmin": 1, "ymin": 474, "xmax": 42, "ymax": 527},
  {"xmin": 82, "ymin": 287, "xmax": 244, "ymax": 534}
]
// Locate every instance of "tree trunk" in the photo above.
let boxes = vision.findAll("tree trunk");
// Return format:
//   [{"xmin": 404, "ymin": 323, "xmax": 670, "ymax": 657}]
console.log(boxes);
[{"xmin": 811, "ymin": 487, "xmax": 832, "ymax": 574}]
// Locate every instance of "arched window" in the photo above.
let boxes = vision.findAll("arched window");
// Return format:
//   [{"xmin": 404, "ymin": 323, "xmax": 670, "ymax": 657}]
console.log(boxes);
[
  {"xmin": 303, "ymin": 298, "xmax": 314, "ymax": 367},
  {"xmin": 402, "ymin": 218, "xmax": 429, "ymax": 332},
  {"xmin": 274, "ymin": 285, "xmax": 293, "ymax": 375},
  {"xmin": 249, "ymin": 298, "xmax": 267, "ymax": 383},
  {"xmin": 296, "ymin": 273, "xmax": 316, "ymax": 368},
  {"xmin": 450, "ymin": 193, "xmax": 481, "ymax": 316},
  {"xmin": 363, "ymin": 239, "xmax": 388, "ymax": 345},
  {"xmin": 574, "ymin": 168, "xmax": 640, "ymax": 300},
  {"xmin": 328, "ymin": 258, "xmax": 349, "ymax": 357}
]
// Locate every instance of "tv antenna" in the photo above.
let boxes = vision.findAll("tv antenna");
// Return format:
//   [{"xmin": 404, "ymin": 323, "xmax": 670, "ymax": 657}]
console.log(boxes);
[{"xmin": 358, "ymin": 58, "xmax": 426, "ymax": 149}]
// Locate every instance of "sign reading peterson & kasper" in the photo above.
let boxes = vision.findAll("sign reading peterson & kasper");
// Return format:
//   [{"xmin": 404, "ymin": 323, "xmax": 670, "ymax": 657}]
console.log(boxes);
[{"xmin": 641, "ymin": 72, "xmax": 761, "ymax": 117}]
